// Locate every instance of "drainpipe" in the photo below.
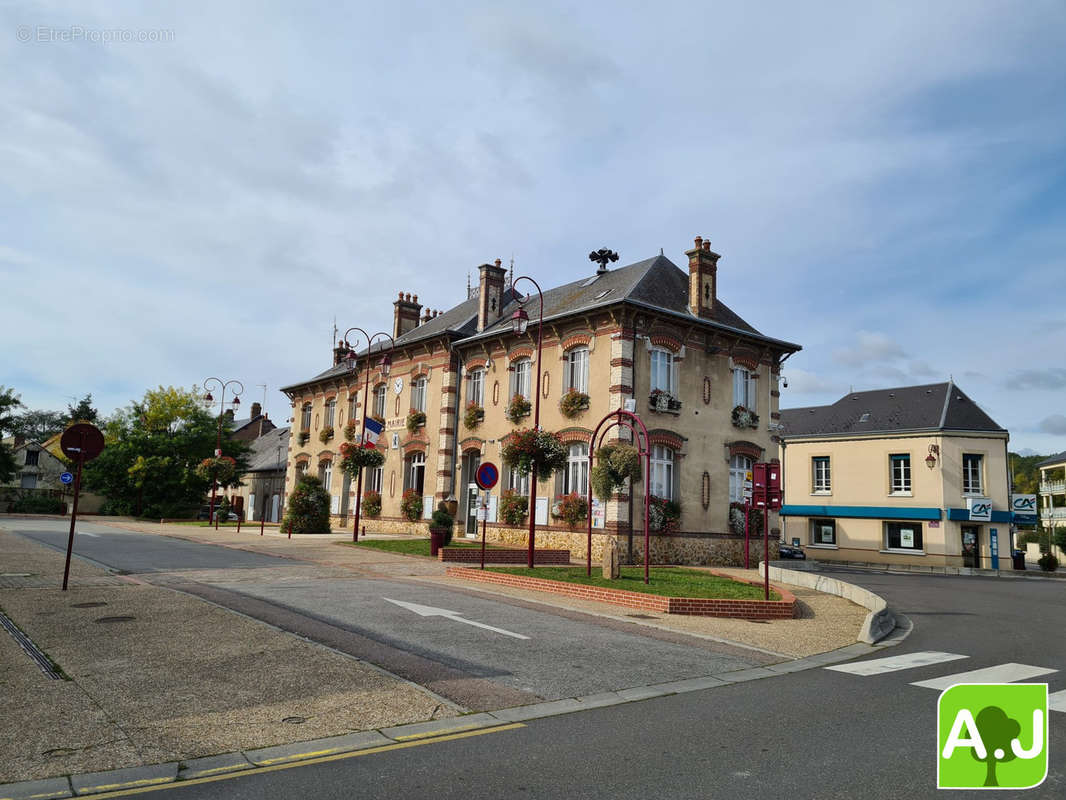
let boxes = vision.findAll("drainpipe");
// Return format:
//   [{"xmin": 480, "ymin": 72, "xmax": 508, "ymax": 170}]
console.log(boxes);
[
  {"xmin": 448, "ymin": 341, "xmax": 465, "ymax": 509},
  {"xmin": 627, "ymin": 321, "xmax": 637, "ymax": 564}
]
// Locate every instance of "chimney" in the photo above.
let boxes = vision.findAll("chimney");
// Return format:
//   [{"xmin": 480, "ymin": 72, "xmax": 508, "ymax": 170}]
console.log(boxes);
[
  {"xmin": 393, "ymin": 292, "xmax": 422, "ymax": 339},
  {"xmin": 684, "ymin": 235, "xmax": 720, "ymax": 319},
  {"xmin": 251, "ymin": 402, "xmax": 262, "ymax": 419},
  {"xmin": 477, "ymin": 259, "xmax": 508, "ymax": 332},
  {"xmin": 333, "ymin": 339, "xmax": 350, "ymax": 366}
]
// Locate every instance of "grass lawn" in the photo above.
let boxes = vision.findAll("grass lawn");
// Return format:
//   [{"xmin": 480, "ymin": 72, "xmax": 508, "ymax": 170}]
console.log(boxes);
[
  {"xmin": 485, "ymin": 566, "xmax": 779, "ymax": 600},
  {"xmin": 344, "ymin": 538, "xmax": 507, "ymax": 557}
]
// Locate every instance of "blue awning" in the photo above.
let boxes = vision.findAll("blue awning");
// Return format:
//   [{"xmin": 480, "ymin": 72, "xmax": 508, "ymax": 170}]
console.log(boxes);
[
  {"xmin": 779, "ymin": 505, "xmax": 942, "ymax": 521},
  {"xmin": 946, "ymin": 508, "xmax": 1013, "ymax": 523}
]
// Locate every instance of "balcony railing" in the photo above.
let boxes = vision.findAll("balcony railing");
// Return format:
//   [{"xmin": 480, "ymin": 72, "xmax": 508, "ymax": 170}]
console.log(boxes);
[
  {"xmin": 1040, "ymin": 508, "xmax": 1066, "ymax": 520},
  {"xmin": 1040, "ymin": 480, "xmax": 1066, "ymax": 495}
]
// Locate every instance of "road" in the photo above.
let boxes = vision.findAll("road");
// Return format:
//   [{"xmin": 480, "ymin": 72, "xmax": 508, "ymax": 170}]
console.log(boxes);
[{"xmin": 12, "ymin": 519, "xmax": 1066, "ymax": 797}]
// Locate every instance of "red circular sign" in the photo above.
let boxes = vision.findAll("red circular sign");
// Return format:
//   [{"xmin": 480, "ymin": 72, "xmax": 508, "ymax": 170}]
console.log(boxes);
[
  {"xmin": 475, "ymin": 462, "xmax": 499, "ymax": 490},
  {"xmin": 60, "ymin": 423, "xmax": 105, "ymax": 462}
]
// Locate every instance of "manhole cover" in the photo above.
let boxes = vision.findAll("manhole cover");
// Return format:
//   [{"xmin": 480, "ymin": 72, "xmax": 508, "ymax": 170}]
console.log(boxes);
[
  {"xmin": 94, "ymin": 616, "xmax": 136, "ymax": 624},
  {"xmin": 282, "ymin": 716, "xmax": 307, "ymax": 724},
  {"xmin": 72, "ymin": 602, "xmax": 108, "ymax": 608}
]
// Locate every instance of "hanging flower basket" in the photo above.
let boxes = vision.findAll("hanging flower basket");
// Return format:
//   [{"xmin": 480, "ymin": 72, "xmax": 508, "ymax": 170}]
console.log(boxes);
[
  {"xmin": 731, "ymin": 405, "xmax": 760, "ymax": 429},
  {"xmin": 406, "ymin": 410, "xmax": 427, "ymax": 433},
  {"xmin": 463, "ymin": 403, "xmax": 485, "ymax": 429},
  {"xmin": 647, "ymin": 495, "xmax": 681, "ymax": 532},
  {"xmin": 499, "ymin": 489, "xmax": 529, "ymax": 525},
  {"xmin": 649, "ymin": 389, "xmax": 682, "ymax": 412},
  {"xmin": 319, "ymin": 426, "xmax": 335, "ymax": 444},
  {"xmin": 298, "ymin": 430, "xmax": 310, "ymax": 446},
  {"xmin": 590, "ymin": 443, "xmax": 642, "ymax": 501},
  {"xmin": 195, "ymin": 456, "xmax": 237, "ymax": 485},
  {"xmin": 400, "ymin": 489, "xmax": 423, "ymax": 521},
  {"xmin": 339, "ymin": 441, "xmax": 385, "ymax": 476},
  {"xmin": 344, "ymin": 420, "xmax": 360, "ymax": 443},
  {"xmin": 559, "ymin": 389, "xmax": 590, "ymax": 419},
  {"xmin": 506, "ymin": 393, "xmax": 532, "ymax": 423},
  {"xmin": 729, "ymin": 501, "xmax": 764, "ymax": 536},
  {"xmin": 502, "ymin": 428, "xmax": 568, "ymax": 481},
  {"xmin": 362, "ymin": 490, "xmax": 382, "ymax": 518},
  {"xmin": 552, "ymin": 492, "xmax": 589, "ymax": 529}
]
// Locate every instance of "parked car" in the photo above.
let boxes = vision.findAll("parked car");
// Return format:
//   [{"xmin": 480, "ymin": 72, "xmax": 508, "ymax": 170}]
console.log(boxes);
[
  {"xmin": 196, "ymin": 506, "xmax": 238, "ymax": 522},
  {"xmin": 778, "ymin": 543, "xmax": 806, "ymax": 559}
]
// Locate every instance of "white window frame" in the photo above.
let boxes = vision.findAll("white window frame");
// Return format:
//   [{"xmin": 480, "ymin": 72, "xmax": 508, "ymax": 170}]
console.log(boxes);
[
  {"xmin": 300, "ymin": 403, "xmax": 312, "ymax": 430},
  {"xmin": 507, "ymin": 467, "xmax": 530, "ymax": 496},
  {"xmin": 563, "ymin": 442, "xmax": 589, "ymax": 496},
  {"xmin": 319, "ymin": 460, "xmax": 333, "ymax": 494},
  {"xmin": 650, "ymin": 348, "xmax": 674, "ymax": 395},
  {"xmin": 347, "ymin": 393, "xmax": 356, "ymax": 423},
  {"xmin": 406, "ymin": 452, "xmax": 426, "ymax": 494},
  {"xmin": 368, "ymin": 465, "xmax": 383, "ymax": 494},
  {"xmin": 564, "ymin": 347, "xmax": 589, "ymax": 394},
  {"xmin": 733, "ymin": 367, "xmax": 757, "ymax": 411},
  {"xmin": 511, "ymin": 359, "xmax": 531, "ymax": 400},
  {"xmin": 812, "ymin": 457, "xmax": 831, "ymax": 494},
  {"xmin": 325, "ymin": 398, "xmax": 336, "ymax": 428},
  {"xmin": 373, "ymin": 385, "xmax": 387, "ymax": 418},
  {"xmin": 650, "ymin": 444, "xmax": 675, "ymax": 500},
  {"xmin": 467, "ymin": 368, "xmax": 485, "ymax": 406},
  {"xmin": 411, "ymin": 376, "xmax": 427, "ymax": 413},
  {"xmin": 962, "ymin": 454, "xmax": 983, "ymax": 495},
  {"xmin": 884, "ymin": 521, "xmax": 924, "ymax": 553},
  {"xmin": 890, "ymin": 454, "xmax": 911, "ymax": 494},
  {"xmin": 729, "ymin": 455, "xmax": 752, "ymax": 503}
]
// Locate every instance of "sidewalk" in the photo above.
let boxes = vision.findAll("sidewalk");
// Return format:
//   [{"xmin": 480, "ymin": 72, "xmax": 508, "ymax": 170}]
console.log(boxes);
[{"xmin": 0, "ymin": 518, "xmax": 872, "ymax": 793}]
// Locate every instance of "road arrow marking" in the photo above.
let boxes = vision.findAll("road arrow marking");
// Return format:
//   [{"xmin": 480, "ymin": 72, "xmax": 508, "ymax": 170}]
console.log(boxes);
[
  {"xmin": 79, "ymin": 532, "xmax": 99, "ymax": 537},
  {"xmin": 383, "ymin": 598, "xmax": 530, "ymax": 640}
]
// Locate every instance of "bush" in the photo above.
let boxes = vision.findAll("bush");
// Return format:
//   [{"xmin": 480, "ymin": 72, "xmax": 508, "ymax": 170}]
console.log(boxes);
[
  {"xmin": 591, "ymin": 443, "xmax": 642, "ymax": 501},
  {"xmin": 344, "ymin": 419, "xmax": 360, "ymax": 442},
  {"xmin": 552, "ymin": 492, "xmax": 588, "ymax": 528},
  {"xmin": 559, "ymin": 389, "xmax": 590, "ymax": 418},
  {"xmin": 9, "ymin": 494, "xmax": 65, "ymax": 514},
  {"xmin": 400, "ymin": 489, "xmax": 423, "ymax": 521},
  {"xmin": 647, "ymin": 495, "xmax": 681, "ymax": 532},
  {"xmin": 729, "ymin": 501, "xmax": 763, "ymax": 536},
  {"xmin": 282, "ymin": 474, "xmax": 331, "ymax": 533},
  {"xmin": 506, "ymin": 394, "xmax": 532, "ymax": 423},
  {"xmin": 431, "ymin": 502, "xmax": 454, "ymax": 546},
  {"xmin": 499, "ymin": 490, "xmax": 528, "ymax": 525},
  {"xmin": 362, "ymin": 490, "xmax": 382, "ymax": 518},
  {"xmin": 406, "ymin": 410, "xmax": 426, "ymax": 433},
  {"xmin": 1038, "ymin": 553, "xmax": 1058, "ymax": 572},
  {"xmin": 318, "ymin": 426, "xmax": 334, "ymax": 444},
  {"xmin": 463, "ymin": 403, "xmax": 484, "ymax": 429}
]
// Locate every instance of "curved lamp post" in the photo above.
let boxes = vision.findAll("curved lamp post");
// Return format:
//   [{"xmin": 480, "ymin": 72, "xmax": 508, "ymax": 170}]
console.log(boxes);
[
  {"xmin": 341, "ymin": 327, "xmax": 395, "ymax": 542},
  {"xmin": 202, "ymin": 377, "xmax": 244, "ymax": 530},
  {"xmin": 510, "ymin": 276, "xmax": 544, "ymax": 569}
]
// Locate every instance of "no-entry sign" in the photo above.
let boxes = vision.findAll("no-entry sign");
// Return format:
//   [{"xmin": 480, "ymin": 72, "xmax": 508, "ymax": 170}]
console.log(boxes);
[{"xmin": 475, "ymin": 462, "xmax": 499, "ymax": 490}]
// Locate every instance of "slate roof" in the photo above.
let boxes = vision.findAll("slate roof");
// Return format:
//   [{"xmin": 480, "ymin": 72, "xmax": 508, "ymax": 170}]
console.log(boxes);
[
  {"xmin": 780, "ymin": 382, "xmax": 1006, "ymax": 438},
  {"xmin": 243, "ymin": 426, "xmax": 291, "ymax": 472},
  {"xmin": 1037, "ymin": 451, "xmax": 1066, "ymax": 468},
  {"xmin": 282, "ymin": 253, "xmax": 800, "ymax": 393}
]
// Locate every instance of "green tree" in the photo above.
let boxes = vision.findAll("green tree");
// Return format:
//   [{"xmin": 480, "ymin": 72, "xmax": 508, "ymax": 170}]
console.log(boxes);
[
  {"xmin": 282, "ymin": 474, "xmax": 331, "ymax": 533},
  {"xmin": 10, "ymin": 409, "xmax": 66, "ymax": 442},
  {"xmin": 82, "ymin": 385, "xmax": 251, "ymax": 518},
  {"xmin": 972, "ymin": 705, "xmax": 1020, "ymax": 787},
  {"xmin": 0, "ymin": 386, "xmax": 22, "ymax": 482},
  {"xmin": 65, "ymin": 394, "xmax": 99, "ymax": 425}
]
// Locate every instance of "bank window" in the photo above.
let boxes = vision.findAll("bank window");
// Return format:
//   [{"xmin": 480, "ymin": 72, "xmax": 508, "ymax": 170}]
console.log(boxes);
[
  {"xmin": 467, "ymin": 368, "xmax": 485, "ymax": 406},
  {"xmin": 300, "ymin": 403, "xmax": 312, "ymax": 431},
  {"xmin": 650, "ymin": 348, "xmax": 674, "ymax": 394},
  {"xmin": 325, "ymin": 398, "xmax": 336, "ymax": 428},
  {"xmin": 565, "ymin": 347, "xmax": 589, "ymax": 394},
  {"xmin": 812, "ymin": 457, "xmax": 831, "ymax": 494},
  {"xmin": 511, "ymin": 358, "xmax": 531, "ymax": 400},
  {"xmin": 650, "ymin": 445, "xmax": 675, "ymax": 500},
  {"xmin": 885, "ymin": 521, "xmax": 923, "ymax": 551},
  {"xmin": 890, "ymin": 454, "xmax": 911, "ymax": 493},
  {"xmin": 373, "ymin": 385, "xmax": 387, "ymax": 418},
  {"xmin": 733, "ymin": 367, "xmax": 757, "ymax": 411},
  {"xmin": 811, "ymin": 518, "xmax": 836, "ymax": 546},
  {"xmin": 411, "ymin": 376, "xmax": 427, "ymax": 413},
  {"xmin": 962, "ymin": 454, "xmax": 983, "ymax": 495},
  {"xmin": 729, "ymin": 454, "xmax": 752, "ymax": 503}
]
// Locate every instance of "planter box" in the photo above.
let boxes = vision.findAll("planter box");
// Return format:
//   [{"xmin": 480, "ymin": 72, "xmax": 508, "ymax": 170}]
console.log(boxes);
[{"xmin": 439, "ymin": 547, "xmax": 571, "ymax": 564}]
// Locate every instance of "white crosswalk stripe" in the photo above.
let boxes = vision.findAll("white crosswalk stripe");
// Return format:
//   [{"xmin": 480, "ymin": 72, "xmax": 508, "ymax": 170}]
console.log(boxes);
[
  {"xmin": 1046, "ymin": 689, "xmax": 1066, "ymax": 713},
  {"xmin": 825, "ymin": 651, "xmax": 968, "ymax": 676},
  {"xmin": 910, "ymin": 663, "xmax": 1057, "ymax": 691}
]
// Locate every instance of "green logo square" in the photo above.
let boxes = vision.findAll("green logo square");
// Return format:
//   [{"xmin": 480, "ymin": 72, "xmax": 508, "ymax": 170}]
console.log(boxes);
[{"xmin": 938, "ymin": 683, "xmax": 1048, "ymax": 789}]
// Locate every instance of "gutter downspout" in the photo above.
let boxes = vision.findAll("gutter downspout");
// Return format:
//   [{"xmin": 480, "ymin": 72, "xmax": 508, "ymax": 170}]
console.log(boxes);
[
  {"xmin": 628, "ymin": 319, "xmax": 637, "ymax": 564},
  {"xmin": 448, "ymin": 340, "xmax": 465, "ymax": 511}
]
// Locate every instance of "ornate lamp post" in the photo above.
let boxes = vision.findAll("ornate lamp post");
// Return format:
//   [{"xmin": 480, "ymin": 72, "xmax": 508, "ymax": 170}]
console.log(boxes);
[
  {"xmin": 341, "ymin": 328, "xmax": 395, "ymax": 542},
  {"xmin": 511, "ymin": 276, "xmax": 544, "ymax": 569},
  {"xmin": 202, "ymin": 377, "xmax": 244, "ymax": 530}
]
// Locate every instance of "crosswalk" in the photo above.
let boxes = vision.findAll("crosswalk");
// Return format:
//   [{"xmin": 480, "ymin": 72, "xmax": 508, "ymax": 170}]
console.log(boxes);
[{"xmin": 826, "ymin": 650, "xmax": 1066, "ymax": 712}]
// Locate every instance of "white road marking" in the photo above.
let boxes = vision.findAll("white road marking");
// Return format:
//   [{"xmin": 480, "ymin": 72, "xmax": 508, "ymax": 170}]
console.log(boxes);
[
  {"xmin": 826, "ymin": 651, "xmax": 969, "ymax": 676},
  {"xmin": 383, "ymin": 598, "xmax": 530, "ymax": 640},
  {"xmin": 910, "ymin": 663, "xmax": 1057, "ymax": 691},
  {"xmin": 78, "ymin": 532, "xmax": 99, "ymax": 537},
  {"xmin": 1047, "ymin": 690, "xmax": 1066, "ymax": 714}
]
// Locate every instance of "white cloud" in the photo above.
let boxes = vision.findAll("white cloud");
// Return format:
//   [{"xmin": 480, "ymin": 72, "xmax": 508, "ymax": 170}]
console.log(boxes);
[
  {"xmin": 832, "ymin": 332, "xmax": 907, "ymax": 367},
  {"xmin": 1038, "ymin": 415, "xmax": 1066, "ymax": 436}
]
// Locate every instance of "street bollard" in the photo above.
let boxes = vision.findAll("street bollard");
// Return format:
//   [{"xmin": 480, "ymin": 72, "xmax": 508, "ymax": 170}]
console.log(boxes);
[
  {"xmin": 237, "ymin": 517, "xmax": 241, "ymax": 534},
  {"xmin": 288, "ymin": 521, "xmax": 292, "ymax": 540}
]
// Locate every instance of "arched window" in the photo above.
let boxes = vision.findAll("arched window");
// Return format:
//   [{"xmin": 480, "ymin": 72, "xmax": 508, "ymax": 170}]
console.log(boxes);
[
  {"xmin": 466, "ymin": 368, "xmax": 485, "ymax": 406},
  {"xmin": 405, "ymin": 452, "xmax": 426, "ymax": 495},
  {"xmin": 650, "ymin": 445, "xmax": 674, "ymax": 500},
  {"xmin": 559, "ymin": 442, "xmax": 588, "ymax": 496},
  {"xmin": 300, "ymin": 403, "xmax": 312, "ymax": 431},
  {"xmin": 564, "ymin": 347, "xmax": 589, "ymax": 394},
  {"xmin": 729, "ymin": 454, "xmax": 753, "ymax": 503},
  {"xmin": 650, "ymin": 348, "xmax": 675, "ymax": 395},
  {"xmin": 411, "ymin": 376, "xmax": 428, "ymax": 413},
  {"xmin": 511, "ymin": 358, "xmax": 531, "ymax": 400},
  {"xmin": 319, "ymin": 460, "xmax": 333, "ymax": 494},
  {"xmin": 295, "ymin": 461, "xmax": 307, "ymax": 479},
  {"xmin": 325, "ymin": 398, "xmax": 336, "ymax": 428},
  {"xmin": 373, "ymin": 385, "xmax": 387, "ymax": 418}
]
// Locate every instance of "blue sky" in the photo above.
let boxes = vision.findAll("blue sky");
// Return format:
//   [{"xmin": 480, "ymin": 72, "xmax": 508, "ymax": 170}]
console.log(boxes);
[{"xmin": 2, "ymin": 1, "xmax": 1064, "ymax": 453}]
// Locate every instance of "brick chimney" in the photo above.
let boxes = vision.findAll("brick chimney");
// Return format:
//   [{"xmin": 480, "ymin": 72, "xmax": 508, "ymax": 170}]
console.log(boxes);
[
  {"xmin": 684, "ymin": 236, "xmax": 720, "ymax": 319},
  {"xmin": 477, "ymin": 259, "xmax": 508, "ymax": 332},
  {"xmin": 393, "ymin": 292, "xmax": 422, "ymax": 339},
  {"xmin": 251, "ymin": 402, "xmax": 262, "ymax": 419},
  {"xmin": 333, "ymin": 339, "xmax": 350, "ymax": 366}
]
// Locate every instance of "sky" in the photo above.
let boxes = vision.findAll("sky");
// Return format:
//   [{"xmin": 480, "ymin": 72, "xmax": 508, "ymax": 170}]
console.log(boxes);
[{"xmin": 1, "ymin": 0, "xmax": 1064, "ymax": 454}]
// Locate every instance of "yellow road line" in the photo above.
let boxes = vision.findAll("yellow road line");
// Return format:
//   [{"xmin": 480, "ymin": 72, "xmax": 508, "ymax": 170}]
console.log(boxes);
[{"xmin": 76, "ymin": 724, "xmax": 526, "ymax": 799}]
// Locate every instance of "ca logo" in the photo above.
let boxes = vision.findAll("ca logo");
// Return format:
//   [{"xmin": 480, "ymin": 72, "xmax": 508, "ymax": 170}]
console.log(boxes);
[{"xmin": 938, "ymin": 684, "xmax": 1048, "ymax": 789}]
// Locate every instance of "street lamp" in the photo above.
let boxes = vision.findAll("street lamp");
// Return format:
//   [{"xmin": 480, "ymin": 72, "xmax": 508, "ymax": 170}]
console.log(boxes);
[
  {"xmin": 341, "ymin": 327, "xmax": 395, "ymax": 542},
  {"xmin": 511, "ymin": 276, "xmax": 544, "ymax": 568},
  {"xmin": 202, "ymin": 377, "xmax": 244, "ymax": 530}
]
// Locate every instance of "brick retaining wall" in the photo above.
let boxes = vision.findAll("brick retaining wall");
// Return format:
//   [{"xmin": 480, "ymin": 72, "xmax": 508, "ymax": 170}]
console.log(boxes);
[
  {"xmin": 438, "ymin": 548, "xmax": 571, "ymax": 564},
  {"xmin": 445, "ymin": 567, "xmax": 796, "ymax": 620}
]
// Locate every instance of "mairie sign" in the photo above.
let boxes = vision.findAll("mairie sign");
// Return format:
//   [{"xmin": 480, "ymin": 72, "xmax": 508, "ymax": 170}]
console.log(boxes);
[{"xmin": 1011, "ymin": 493, "xmax": 1038, "ymax": 524}]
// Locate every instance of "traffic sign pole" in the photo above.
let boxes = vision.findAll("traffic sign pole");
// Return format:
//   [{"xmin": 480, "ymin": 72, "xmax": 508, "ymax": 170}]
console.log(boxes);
[
  {"xmin": 62, "ymin": 451, "xmax": 84, "ymax": 591},
  {"xmin": 744, "ymin": 503, "xmax": 751, "ymax": 570},
  {"xmin": 59, "ymin": 424, "xmax": 104, "ymax": 592}
]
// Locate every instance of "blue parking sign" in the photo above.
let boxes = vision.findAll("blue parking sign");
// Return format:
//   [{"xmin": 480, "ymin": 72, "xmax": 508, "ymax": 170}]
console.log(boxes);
[{"xmin": 60, "ymin": 472, "xmax": 74, "ymax": 485}]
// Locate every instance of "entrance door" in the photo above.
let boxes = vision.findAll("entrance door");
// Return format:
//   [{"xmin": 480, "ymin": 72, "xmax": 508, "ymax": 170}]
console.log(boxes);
[
  {"xmin": 961, "ymin": 526, "xmax": 979, "ymax": 568},
  {"xmin": 270, "ymin": 494, "xmax": 280, "ymax": 523},
  {"xmin": 461, "ymin": 452, "xmax": 481, "ymax": 536}
]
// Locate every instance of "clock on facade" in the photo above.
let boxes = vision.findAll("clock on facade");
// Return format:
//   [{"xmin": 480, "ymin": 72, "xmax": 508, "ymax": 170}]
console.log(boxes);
[{"xmin": 393, "ymin": 377, "xmax": 404, "ymax": 394}]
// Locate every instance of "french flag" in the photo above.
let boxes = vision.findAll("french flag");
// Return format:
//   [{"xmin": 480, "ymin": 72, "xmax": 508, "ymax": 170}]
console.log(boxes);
[{"xmin": 363, "ymin": 417, "xmax": 384, "ymax": 446}]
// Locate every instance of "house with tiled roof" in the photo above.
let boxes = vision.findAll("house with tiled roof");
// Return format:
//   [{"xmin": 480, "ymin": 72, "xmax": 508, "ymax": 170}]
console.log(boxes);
[
  {"xmin": 280, "ymin": 237, "xmax": 800, "ymax": 565},
  {"xmin": 779, "ymin": 382, "xmax": 1011, "ymax": 569}
]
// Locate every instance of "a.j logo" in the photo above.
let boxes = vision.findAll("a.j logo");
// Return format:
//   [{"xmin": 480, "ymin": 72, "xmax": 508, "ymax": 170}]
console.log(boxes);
[{"xmin": 938, "ymin": 684, "xmax": 1048, "ymax": 789}]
